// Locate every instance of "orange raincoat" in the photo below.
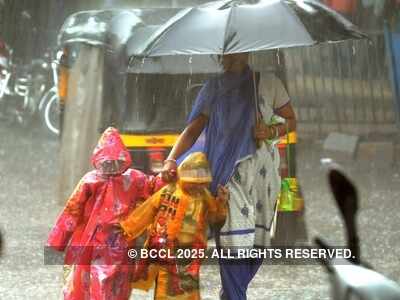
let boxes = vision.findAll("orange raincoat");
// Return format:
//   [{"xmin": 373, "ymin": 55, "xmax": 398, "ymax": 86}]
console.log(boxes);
[
  {"xmin": 47, "ymin": 127, "xmax": 163, "ymax": 300},
  {"xmin": 120, "ymin": 152, "xmax": 227, "ymax": 300}
]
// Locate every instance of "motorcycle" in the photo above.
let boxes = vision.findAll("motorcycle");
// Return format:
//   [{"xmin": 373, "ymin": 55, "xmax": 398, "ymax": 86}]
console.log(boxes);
[
  {"xmin": 38, "ymin": 47, "xmax": 75, "ymax": 138},
  {"xmin": 317, "ymin": 166, "xmax": 400, "ymax": 300},
  {"xmin": 0, "ymin": 49, "xmax": 49, "ymax": 127},
  {"xmin": 38, "ymin": 50, "xmax": 62, "ymax": 137}
]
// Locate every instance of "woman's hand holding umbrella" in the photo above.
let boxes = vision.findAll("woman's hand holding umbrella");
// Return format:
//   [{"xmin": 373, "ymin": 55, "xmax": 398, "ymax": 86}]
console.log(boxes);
[{"xmin": 254, "ymin": 121, "xmax": 276, "ymax": 142}]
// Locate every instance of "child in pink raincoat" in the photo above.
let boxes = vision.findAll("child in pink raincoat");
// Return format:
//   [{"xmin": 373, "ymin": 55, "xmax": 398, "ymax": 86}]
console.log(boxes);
[{"xmin": 47, "ymin": 127, "xmax": 164, "ymax": 300}]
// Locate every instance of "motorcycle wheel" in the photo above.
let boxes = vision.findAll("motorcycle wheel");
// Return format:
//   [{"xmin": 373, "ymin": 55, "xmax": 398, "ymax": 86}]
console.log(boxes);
[
  {"xmin": 15, "ymin": 95, "xmax": 38, "ymax": 128},
  {"xmin": 44, "ymin": 92, "xmax": 60, "ymax": 137}
]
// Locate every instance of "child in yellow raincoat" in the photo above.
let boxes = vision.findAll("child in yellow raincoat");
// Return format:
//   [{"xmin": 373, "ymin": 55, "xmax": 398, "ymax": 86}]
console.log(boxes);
[{"xmin": 120, "ymin": 152, "xmax": 228, "ymax": 300}]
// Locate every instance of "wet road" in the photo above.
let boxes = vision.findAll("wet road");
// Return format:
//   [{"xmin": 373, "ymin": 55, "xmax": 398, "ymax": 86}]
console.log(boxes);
[{"xmin": 1, "ymin": 124, "xmax": 399, "ymax": 300}]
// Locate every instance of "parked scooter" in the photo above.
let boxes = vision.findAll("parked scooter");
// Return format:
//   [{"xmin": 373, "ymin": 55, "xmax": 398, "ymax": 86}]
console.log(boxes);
[{"xmin": 317, "ymin": 167, "xmax": 400, "ymax": 300}]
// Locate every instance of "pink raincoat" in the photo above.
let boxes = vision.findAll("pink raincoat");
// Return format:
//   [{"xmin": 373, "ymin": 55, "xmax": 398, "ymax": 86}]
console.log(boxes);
[{"xmin": 47, "ymin": 127, "xmax": 163, "ymax": 300}]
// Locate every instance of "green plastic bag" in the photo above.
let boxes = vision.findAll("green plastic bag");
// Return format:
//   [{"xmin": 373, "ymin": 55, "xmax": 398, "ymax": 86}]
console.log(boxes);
[{"xmin": 277, "ymin": 177, "xmax": 304, "ymax": 212}]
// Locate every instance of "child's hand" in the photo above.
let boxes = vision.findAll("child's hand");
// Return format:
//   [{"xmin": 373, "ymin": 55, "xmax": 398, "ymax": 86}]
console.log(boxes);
[
  {"xmin": 185, "ymin": 262, "xmax": 200, "ymax": 279},
  {"xmin": 216, "ymin": 184, "xmax": 229, "ymax": 204},
  {"xmin": 210, "ymin": 185, "xmax": 229, "ymax": 229},
  {"xmin": 110, "ymin": 223, "xmax": 123, "ymax": 234},
  {"xmin": 161, "ymin": 159, "xmax": 177, "ymax": 182}
]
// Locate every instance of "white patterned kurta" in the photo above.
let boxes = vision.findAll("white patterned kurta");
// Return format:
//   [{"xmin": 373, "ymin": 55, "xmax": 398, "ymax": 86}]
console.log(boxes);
[{"xmin": 219, "ymin": 73, "xmax": 290, "ymax": 248}]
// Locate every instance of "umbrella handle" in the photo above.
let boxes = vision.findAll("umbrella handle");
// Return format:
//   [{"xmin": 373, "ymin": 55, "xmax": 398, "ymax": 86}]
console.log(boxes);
[
  {"xmin": 252, "ymin": 71, "xmax": 262, "ymax": 148},
  {"xmin": 252, "ymin": 70, "xmax": 260, "ymax": 121}
]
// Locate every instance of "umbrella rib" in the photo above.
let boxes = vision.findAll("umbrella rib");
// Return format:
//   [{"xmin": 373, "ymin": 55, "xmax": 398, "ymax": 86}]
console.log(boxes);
[
  {"xmin": 137, "ymin": 7, "xmax": 194, "ymax": 57},
  {"xmin": 279, "ymin": 0, "xmax": 315, "ymax": 46},
  {"xmin": 203, "ymin": 0, "xmax": 236, "ymax": 54},
  {"xmin": 221, "ymin": 5, "xmax": 234, "ymax": 54}
]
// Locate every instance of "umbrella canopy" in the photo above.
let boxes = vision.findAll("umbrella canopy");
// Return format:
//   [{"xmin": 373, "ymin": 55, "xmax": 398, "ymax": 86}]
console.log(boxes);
[{"xmin": 126, "ymin": 0, "xmax": 367, "ymax": 61}]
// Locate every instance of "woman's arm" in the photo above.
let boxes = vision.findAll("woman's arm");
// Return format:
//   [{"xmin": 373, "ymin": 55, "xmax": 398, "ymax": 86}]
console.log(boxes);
[
  {"xmin": 254, "ymin": 73, "xmax": 297, "ymax": 141},
  {"xmin": 206, "ymin": 185, "xmax": 229, "ymax": 228},
  {"xmin": 254, "ymin": 102, "xmax": 296, "ymax": 141},
  {"xmin": 161, "ymin": 114, "xmax": 208, "ymax": 181},
  {"xmin": 272, "ymin": 102, "xmax": 297, "ymax": 136}
]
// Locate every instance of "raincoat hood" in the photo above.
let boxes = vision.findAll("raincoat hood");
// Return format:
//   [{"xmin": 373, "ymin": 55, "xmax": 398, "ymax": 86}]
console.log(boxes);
[
  {"xmin": 177, "ymin": 152, "xmax": 212, "ymax": 184},
  {"xmin": 91, "ymin": 127, "xmax": 132, "ymax": 175}
]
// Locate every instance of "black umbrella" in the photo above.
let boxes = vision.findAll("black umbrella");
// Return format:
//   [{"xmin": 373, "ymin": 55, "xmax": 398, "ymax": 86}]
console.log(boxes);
[
  {"xmin": 126, "ymin": 0, "xmax": 367, "ymax": 60},
  {"xmin": 124, "ymin": 0, "xmax": 367, "ymax": 127}
]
